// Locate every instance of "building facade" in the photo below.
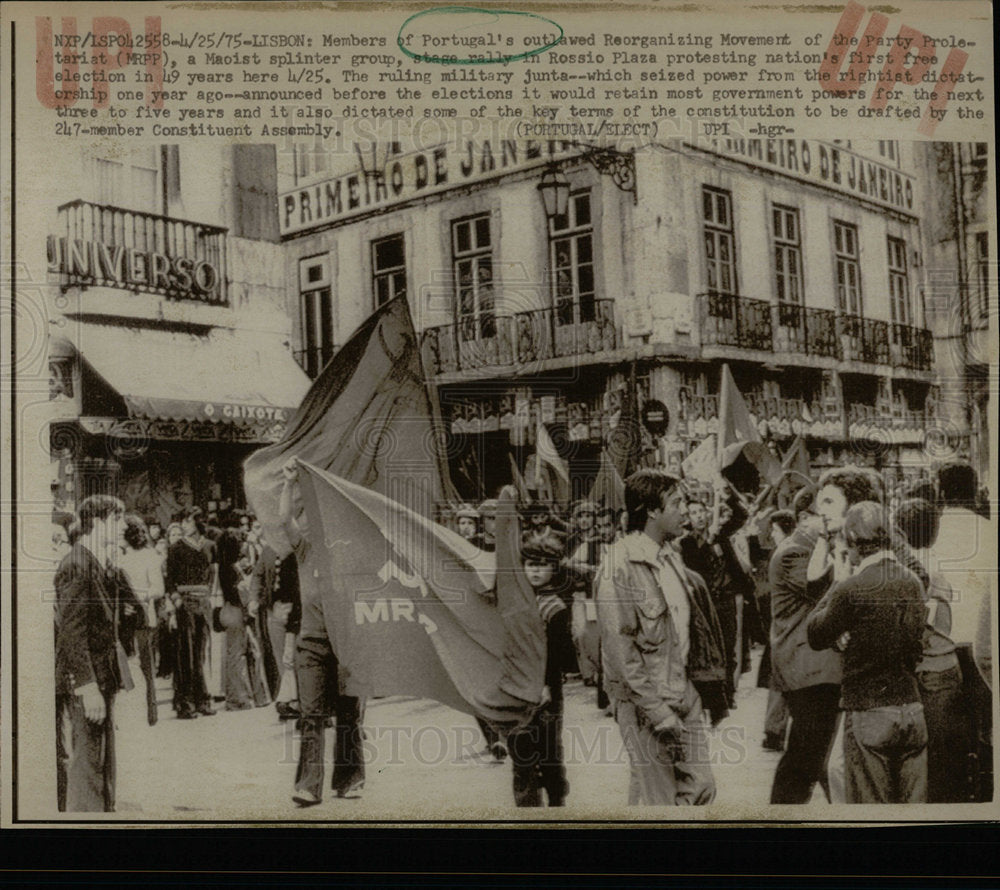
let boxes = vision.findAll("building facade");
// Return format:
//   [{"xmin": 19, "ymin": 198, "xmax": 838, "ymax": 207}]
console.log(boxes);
[
  {"xmin": 48, "ymin": 144, "xmax": 311, "ymax": 524},
  {"xmin": 278, "ymin": 137, "xmax": 939, "ymax": 503},
  {"xmin": 914, "ymin": 141, "xmax": 992, "ymax": 484}
]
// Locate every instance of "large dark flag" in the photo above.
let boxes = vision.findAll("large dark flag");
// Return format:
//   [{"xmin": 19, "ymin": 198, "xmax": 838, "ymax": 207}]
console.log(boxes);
[
  {"xmin": 296, "ymin": 463, "xmax": 546, "ymax": 724},
  {"xmin": 244, "ymin": 296, "xmax": 453, "ymax": 556}
]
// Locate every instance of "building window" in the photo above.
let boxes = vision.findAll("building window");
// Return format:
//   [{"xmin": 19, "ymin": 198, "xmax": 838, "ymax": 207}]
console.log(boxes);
[
  {"xmin": 888, "ymin": 237, "xmax": 911, "ymax": 325},
  {"xmin": 833, "ymin": 221, "xmax": 863, "ymax": 316},
  {"xmin": 298, "ymin": 255, "xmax": 334, "ymax": 379},
  {"xmin": 878, "ymin": 140, "xmax": 900, "ymax": 165},
  {"xmin": 702, "ymin": 187, "xmax": 737, "ymax": 296},
  {"xmin": 550, "ymin": 191, "xmax": 595, "ymax": 326},
  {"xmin": 371, "ymin": 234, "xmax": 406, "ymax": 308},
  {"xmin": 772, "ymin": 205, "xmax": 803, "ymax": 305},
  {"xmin": 292, "ymin": 141, "xmax": 330, "ymax": 185},
  {"xmin": 94, "ymin": 147, "xmax": 161, "ymax": 212},
  {"xmin": 452, "ymin": 214, "xmax": 495, "ymax": 340},
  {"xmin": 975, "ymin": 231, "xmax": 990, "ymax": 321}
]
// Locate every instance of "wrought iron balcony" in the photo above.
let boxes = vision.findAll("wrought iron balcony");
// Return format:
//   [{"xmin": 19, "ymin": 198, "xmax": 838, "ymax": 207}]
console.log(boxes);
[
  {"xmin": 773, "ymin": 303, "xmax": 839, "ymax": 359},
  {"xmin": 699, "ymin": 292, "xmax": 773, "ymax": 352},
  {"xmin": 421, "ymin": 300, "xmax": 618, "ymax": 375},
  {"xmin": 421, "ymin": 316, "xmax": 515, "ymax": 375},
  {"xmin": 55, "ymin": 199, "xmax": 228, "ymax": 304},
  {"xmin": 891, "ymin": 323, "xmax": 934, "ymax": 371},
  {"xmin": 512, "ymin": 299, "xmax": 618, "ymax": 364},
  {"xmin": 837, "ymin": 314, "xmax": 890, "ymax": 365}
]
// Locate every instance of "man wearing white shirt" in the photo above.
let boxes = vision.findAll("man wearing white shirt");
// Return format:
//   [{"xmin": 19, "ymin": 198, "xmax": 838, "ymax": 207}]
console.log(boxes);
[
  {"xmin": 597, "ymin": 470, "xmax": 725, "ymax": 806},
  {"xmin": 932, "ymin": 462, "xmax": 994, "ymax": 646},
  {"xmin": 119, "ymin": 514, "xmax": 166, "ymax": 726}
]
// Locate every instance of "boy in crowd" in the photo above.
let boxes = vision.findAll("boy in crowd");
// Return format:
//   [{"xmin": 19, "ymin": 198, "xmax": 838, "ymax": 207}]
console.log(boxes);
[{"xmin": 505, "ymin": 530, "xmax": 577, "ymax": 806}]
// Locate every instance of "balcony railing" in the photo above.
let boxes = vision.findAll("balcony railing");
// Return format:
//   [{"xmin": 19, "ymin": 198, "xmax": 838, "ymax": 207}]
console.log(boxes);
[
  {"xmin": 836, "ymin": 314, "xmax": 891, "ymax": 365},
  {"xmin": 422, "ymin": 300, "xmax": 619, "ymax": 375},
  {"xmin": 891, "ymin": 323, "xmax": 934, "ymax": 371},
  {"xmin": 513, "ymin": 299, "xmax": 619, "ymax": 364},
  {"xmin": 698, "ymin": 295, "xmax": 933, "ymax": 372},
  {"xmin": 700, "ymin": 292, "xmax": 773, "ymax": 351},
  {"xmin": 773, "ymin": 303, "xmax": 839, "ymax": 359},
  {"xmin": 55, "ymin": 199, "xmax": 228, "ymax": 304}
]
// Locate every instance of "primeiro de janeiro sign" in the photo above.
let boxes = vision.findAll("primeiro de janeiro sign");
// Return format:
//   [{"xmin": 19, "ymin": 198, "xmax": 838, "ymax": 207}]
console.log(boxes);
[
  {"xmin": 696, "ymin": 138, "xmax": 917, "ymax": 215},
  {"xmin": 280, "ymin": 139, "xmax": 583, "ymax": 236},
  {"xmin": 47, "ymin": 234, "xmax": 224, "ymax": 304}
]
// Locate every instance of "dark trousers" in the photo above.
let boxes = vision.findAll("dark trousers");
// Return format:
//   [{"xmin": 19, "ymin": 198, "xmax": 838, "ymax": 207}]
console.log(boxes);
[
  {"xmin": 507, "ymin": 702, "xmax": 567, "ymax": 807},
  {"xmin": 596, "ymin": 641, "xmax": 609, "ymax": 710},
  {"xmin": 156, "ymin": 612, "xmax": 176, "ymax": 678},
  {"xmin": 477, "ymin": 716, "xmax": 501, "ymax": 750},
  {"xmin": 714, "ymin": 596, "xmax": 738, "ymax": 701},
  {"xmin": 764, "ymin": 688, "xmax": 790, "ymax": 742},
  {"xmin": 134, "ymin": 626, "xmax": 158, "ymax": 725},
  {"xmin": 172, "ymin": 596, "xmax": 211, "ymax": 714},
  {"xmin": 295, "ymin": 635, "xmax": 365, "ymax": 799},
  {"xmin": 56, "ymin": 692, "xmax": 116, "ymax": 812},
  {"xmin": 917, "ymin": 665, "xmax": 968, "ymax": 803},
  {"xmin": 844, "ymin": 703, "xmax": 928, "ymax": 803},
  {"xmin": 770, "ymin": 683, "xmax": 841, "ymax": 804}
]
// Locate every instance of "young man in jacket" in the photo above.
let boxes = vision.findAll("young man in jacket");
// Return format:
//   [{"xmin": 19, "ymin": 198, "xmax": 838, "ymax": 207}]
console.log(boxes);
[
  {"xmin": 55, "ymin": 494, "xmax": 126, "ymax": 812},
  {"xmin": 597, "ymin": 469, "xmax": 725, "ymax": 806},
  {"xmin": 768, "ymin": 485, "xmax": 843, "ymax": 805}
]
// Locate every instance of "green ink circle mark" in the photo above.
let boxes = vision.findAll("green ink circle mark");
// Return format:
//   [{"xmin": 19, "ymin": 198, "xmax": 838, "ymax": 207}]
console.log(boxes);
[{"xmin": 397, "ymin": 6, "xmax": 564, "ymax": 66}]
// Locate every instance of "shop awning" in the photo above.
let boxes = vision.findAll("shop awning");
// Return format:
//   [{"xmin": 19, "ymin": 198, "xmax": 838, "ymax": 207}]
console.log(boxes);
[{"xmin": 55, "ymin": 321, "xmax": 311, "ymax": 426}]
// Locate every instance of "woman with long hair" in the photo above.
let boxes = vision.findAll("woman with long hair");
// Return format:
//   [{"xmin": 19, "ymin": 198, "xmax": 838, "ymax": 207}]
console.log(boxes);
[{"xmin": 217, "ymin": 529, "xmax": 270, "ymax": 711}]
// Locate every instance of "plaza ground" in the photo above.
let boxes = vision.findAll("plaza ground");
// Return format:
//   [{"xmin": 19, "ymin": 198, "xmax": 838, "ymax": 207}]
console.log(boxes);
[{"xmin": 108, "ymin": 647, "xmax": 807, "ymax": 821}]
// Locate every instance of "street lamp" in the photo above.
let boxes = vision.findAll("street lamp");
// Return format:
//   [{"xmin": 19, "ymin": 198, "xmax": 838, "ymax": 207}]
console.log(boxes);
[
  {"xmin": 537, "ymin": 163, "xmax": 570, "ymax": 220},
  {"xmin": 537, "ymin": 142, "xmax": 638, "ymax": 220}
]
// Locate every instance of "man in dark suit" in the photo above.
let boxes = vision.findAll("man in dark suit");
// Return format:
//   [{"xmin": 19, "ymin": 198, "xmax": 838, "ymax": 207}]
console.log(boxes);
[
  {"xmin": 768, "ymin": 486, "xmax": 843, "ymax": 804},
  {"xmin": 55, "ymin": 494, "xmax": 126, "ymax": 812}
]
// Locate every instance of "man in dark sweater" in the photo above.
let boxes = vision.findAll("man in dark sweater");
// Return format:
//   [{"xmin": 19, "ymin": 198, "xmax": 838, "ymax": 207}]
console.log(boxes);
[
  {"xmin": 807, "ymin": 501, "xmax": 928, "ymax": 804},
  {"xmin": 165, "ymin": 507, "xmax": 216, "ymax": 719}
]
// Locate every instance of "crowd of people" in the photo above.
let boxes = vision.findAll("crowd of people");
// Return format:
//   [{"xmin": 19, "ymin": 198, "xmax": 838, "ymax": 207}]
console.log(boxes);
[
  {"xmin": 52, "ymin": 458, "xmax": 994, "ymax": 812},
  {"xmin": 451, "ymin": 459, "xmax": 993, "ymax": 808},
  {"xmin": 52, "ymin": 499, "xmax": 309, "ymax": 811}
]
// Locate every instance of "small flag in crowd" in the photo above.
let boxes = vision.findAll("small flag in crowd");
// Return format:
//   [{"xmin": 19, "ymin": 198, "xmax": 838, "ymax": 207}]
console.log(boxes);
[
  {"xmin": 717, "ymin": 364, "xmax": 783, "ymax": 492},
  {"xmin": 608, "ymin": 363, "xmax": 645, "ymax": 479},
  {"xmin": 296, "ymin": 463, "xmax": 545, "ymax": 724},
  {"xmin": 776, "ymin": 435, "xmax": 813, "ymax": 508},
  {"xmin": 534, "ymin": 420, "xmax": 571, "ymax": 505},
  {"xmin": 589, "ymin": 448, "xmax": 627, "ymax": 512},
  {"xmin": 244, "ymin": 296, "xmax": 454, "ymax": 556},
  {"xmin": 508, "ymin": 453, "xmax": 532, "ymax": 503},
  {"xmin": 680, "ymin": 434, "xmax": 721, "ymax": 486}
]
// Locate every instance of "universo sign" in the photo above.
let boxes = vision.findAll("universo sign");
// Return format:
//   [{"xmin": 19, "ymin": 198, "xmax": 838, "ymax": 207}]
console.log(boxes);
[{"xmin": 47, "ymin": 235, "xmax": 224, "ymax": 303}]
